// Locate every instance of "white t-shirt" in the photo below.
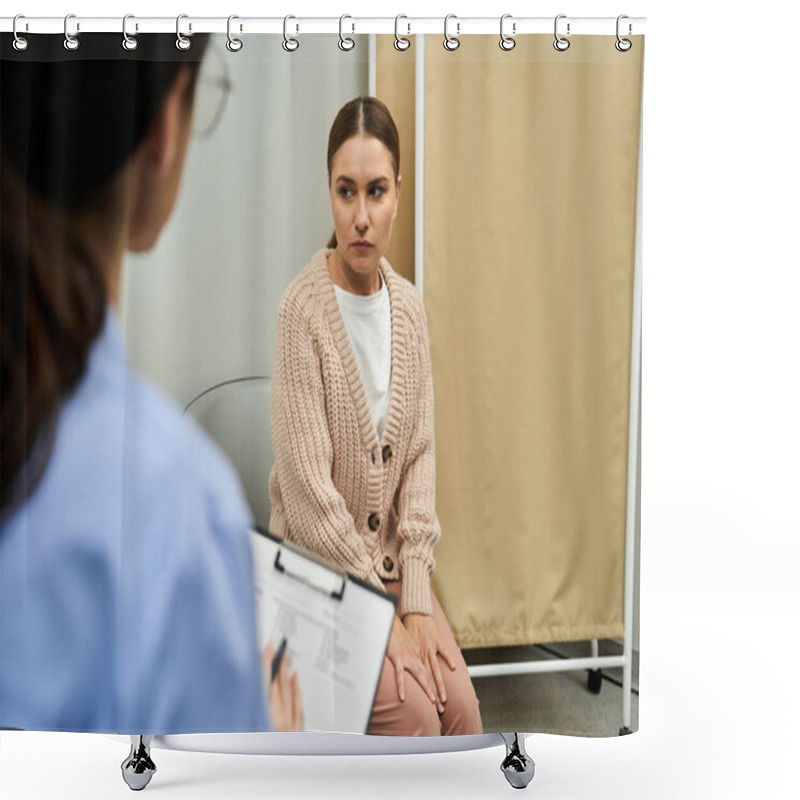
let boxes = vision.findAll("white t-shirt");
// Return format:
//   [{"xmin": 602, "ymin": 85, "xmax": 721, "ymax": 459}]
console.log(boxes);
[{"xmin": 333, "ymin": 271, "xmax": 392, "ymax": 439}]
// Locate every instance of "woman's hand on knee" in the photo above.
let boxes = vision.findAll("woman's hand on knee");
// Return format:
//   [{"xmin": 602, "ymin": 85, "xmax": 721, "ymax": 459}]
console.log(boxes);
[
  {"xmin": 386, "ymin": 617, "xmax": 440, "ymax": 711},
  {"xmin": 403, "ymin": 613, "xmax": 456, "ymax": 709}
]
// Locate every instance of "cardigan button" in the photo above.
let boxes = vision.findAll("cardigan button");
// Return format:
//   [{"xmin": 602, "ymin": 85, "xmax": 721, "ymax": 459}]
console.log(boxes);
[
  {"xmin": 368, "ymin": 513, "xmax": 381, "ymax": 532},
  {"xmin": 382, "ymin": 444, "xmax": 393, "ymax": 463},
  {"xmin": 383, "ymin": 555, "xmax": 394, "ymax": 572}
]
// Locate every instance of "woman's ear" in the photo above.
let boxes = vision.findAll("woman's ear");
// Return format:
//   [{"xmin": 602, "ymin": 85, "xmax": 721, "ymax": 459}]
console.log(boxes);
[
  {"xmin": 126, "ymin": 67, "xmax": 194, "ymax": 253},
  {"xmin": 141, "ymin": 68, "xmax": 193, "ymax": 172},
  {"xmin": 393, "ymin": 174, "xmax": 402, "ymax": 219}
]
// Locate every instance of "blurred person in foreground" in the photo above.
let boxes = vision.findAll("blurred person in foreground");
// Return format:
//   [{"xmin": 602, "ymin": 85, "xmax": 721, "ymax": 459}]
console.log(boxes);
[{"xmin": 0, "ymin": 33, "xmax": 301, "ymax": 734}]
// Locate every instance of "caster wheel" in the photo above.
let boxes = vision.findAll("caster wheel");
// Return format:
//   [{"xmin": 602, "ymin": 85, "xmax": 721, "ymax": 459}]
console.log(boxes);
[
  {"xmin": 121, "ymin": 738, "xmax": 157, "ymax": 791},
  {"xmin": 619, "ymin": 726, "xmax": 632, "ymax": 736},
  {"xmin": 587, "ymin": 669, "xmax": 602, "ymax": 694}
]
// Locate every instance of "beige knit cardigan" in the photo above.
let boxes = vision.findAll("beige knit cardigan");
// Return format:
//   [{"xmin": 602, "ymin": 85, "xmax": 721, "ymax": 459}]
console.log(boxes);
[{"xmin": 269, "ymin": 249, "xmax": 440, "ymax": 617}]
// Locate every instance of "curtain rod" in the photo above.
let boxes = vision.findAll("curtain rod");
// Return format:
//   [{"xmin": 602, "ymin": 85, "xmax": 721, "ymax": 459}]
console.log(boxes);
[{"xmin": 1, "ymin": 16, "xmax": 646, "ymax": 37}]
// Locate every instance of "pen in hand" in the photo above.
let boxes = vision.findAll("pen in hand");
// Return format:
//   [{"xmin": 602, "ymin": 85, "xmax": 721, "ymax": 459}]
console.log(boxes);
[
  {"xmin": 271, "ymin": 637, "xmax": 288, "ymax": 683},
  {"xmin": 264, "ymin": 636, "xmax": 303, "ymax": 731}
]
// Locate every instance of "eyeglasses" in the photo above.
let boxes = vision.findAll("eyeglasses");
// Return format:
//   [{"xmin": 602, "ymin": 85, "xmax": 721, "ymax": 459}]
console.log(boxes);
[{"xmin": 192, "ymin": 47, "xmax": 232, "ymax": 140}]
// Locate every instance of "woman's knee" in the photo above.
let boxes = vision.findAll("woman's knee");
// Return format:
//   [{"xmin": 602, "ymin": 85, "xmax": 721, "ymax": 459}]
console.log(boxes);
[
  {"xmin": 399, "ymin": 688, "xmax": 442, "ymax": 736},
  {"xmin": 440, "ymin": 665, "xmax": 484, "ymax": 735},
  {"xmin": 369, "ymin": 678, "xmax": 442, "ymax": 736}
]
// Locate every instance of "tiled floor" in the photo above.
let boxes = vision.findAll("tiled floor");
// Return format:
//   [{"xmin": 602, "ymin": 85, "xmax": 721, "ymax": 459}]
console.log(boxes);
[{"xmin": 464, "ymin": 640, "xmax": 639, "ymax": 737}]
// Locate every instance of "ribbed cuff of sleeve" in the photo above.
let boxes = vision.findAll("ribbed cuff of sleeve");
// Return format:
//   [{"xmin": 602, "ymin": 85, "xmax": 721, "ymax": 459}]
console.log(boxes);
[
  {"xmin": 365, "ymin": 569, "xmax": 386, "ymax": 593},
  {"xmin": 400, "ymin": 558, "xmax": 433, "ymax": 617}
]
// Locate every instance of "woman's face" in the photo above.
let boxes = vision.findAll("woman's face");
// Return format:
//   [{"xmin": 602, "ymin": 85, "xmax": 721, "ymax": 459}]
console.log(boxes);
[{"xmin": 329, "ymin": 133, "xmax": 401, "ymax": 277}]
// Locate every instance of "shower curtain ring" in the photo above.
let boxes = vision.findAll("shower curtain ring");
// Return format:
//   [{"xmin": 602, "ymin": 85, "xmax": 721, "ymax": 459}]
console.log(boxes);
[
  {"xmin": 283, "ymin": 15, "xmax": 299, "ymax": 52},
  {"xmin": 553, "ymin": 14, "xmax": 570, "ymax": 51},
  {"xmin": 227, "ymin": 15, "xmax": 243, "ymax": 52},
  {"xmin": 64, "ymin": 14, "xmax": 80, "ymax": 51},
  {"xmin": 339, "ymin": 15, "xmax": 355, "ymax": 51},
  {"xmin": 443, "ymin": 14, "xmax": 460, "ymax": 51},
  {"xmin": 122, "ymin": 15, "xmax": 138, "ymax": 51},
  {"xmin": 394, "ymin": 15, "xmax": 411, "ymax": 51},
  {"xmin": 12, "ymin": 15, "xmax": 29, "ymax": 51},
  {"xmin": 176, "ymin": 14, "xmax": 192, "ymax": 50},
  {"xmin": 499, "ymin": 14, "xmax": 516, "ymax": 51},
  {"xmin": 615, "ymin": 15, "xmax": 632, "ymax": 51}
]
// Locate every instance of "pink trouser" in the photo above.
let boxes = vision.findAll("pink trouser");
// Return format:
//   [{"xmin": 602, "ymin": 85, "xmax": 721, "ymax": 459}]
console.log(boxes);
[{"xmin": 367, "ymin": 580, "xmax": 484, "ymax": 736}]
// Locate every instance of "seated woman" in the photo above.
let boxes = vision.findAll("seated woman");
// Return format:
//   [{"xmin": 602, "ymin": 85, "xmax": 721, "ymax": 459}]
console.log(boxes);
[{"xmin": 269, "ymin": 96, "xmax": 483, "ymax": 736}]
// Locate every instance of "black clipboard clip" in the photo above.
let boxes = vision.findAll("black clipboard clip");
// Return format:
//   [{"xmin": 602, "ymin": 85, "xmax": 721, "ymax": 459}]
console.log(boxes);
[{"xmin": 274, "ymin": 548, "xmax": 347, "ymax": 601}]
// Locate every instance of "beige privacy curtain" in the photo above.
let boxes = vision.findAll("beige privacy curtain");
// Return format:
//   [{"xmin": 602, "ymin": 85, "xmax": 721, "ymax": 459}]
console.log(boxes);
[{"xmin": 377, "ymin": 36, "xmax": 644, "ymax": 648}]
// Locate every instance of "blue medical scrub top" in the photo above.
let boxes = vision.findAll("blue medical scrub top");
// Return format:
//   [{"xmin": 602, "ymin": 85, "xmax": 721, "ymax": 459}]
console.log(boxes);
[{"xmin": 0, "ymin": 309, "xmax": 270, "ymax": 734}]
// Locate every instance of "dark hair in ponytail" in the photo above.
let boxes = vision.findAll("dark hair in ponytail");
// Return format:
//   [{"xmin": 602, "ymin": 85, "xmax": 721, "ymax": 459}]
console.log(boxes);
[
  {"xmin": 326, "ymin": 96, "xmax": 401, "ymax": 249},
  {"xmin": 1, "ymin": 33, "xmax": 208, "ymax": 519}
]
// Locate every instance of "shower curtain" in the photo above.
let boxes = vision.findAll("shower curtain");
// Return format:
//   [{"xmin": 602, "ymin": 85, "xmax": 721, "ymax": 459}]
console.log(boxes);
[{"xmin": 1, "ymin": 24, "xmax": 644, "ymax": 742}]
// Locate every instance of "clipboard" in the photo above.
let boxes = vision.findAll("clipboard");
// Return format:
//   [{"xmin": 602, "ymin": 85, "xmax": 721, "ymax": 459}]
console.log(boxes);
[{"xmin": 249, "ymin": 527, "xmax": 396, "ymax": 734}]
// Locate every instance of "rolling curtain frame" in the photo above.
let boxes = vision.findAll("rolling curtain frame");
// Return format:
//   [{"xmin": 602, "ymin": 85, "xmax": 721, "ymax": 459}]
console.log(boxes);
[
  {"xmin": 371, "ymin": 29, "xmax": 643, "ymax": 736},
  {"xmin": 0, "ymin": 14, "xmax": 644, "ymax": 735}
]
